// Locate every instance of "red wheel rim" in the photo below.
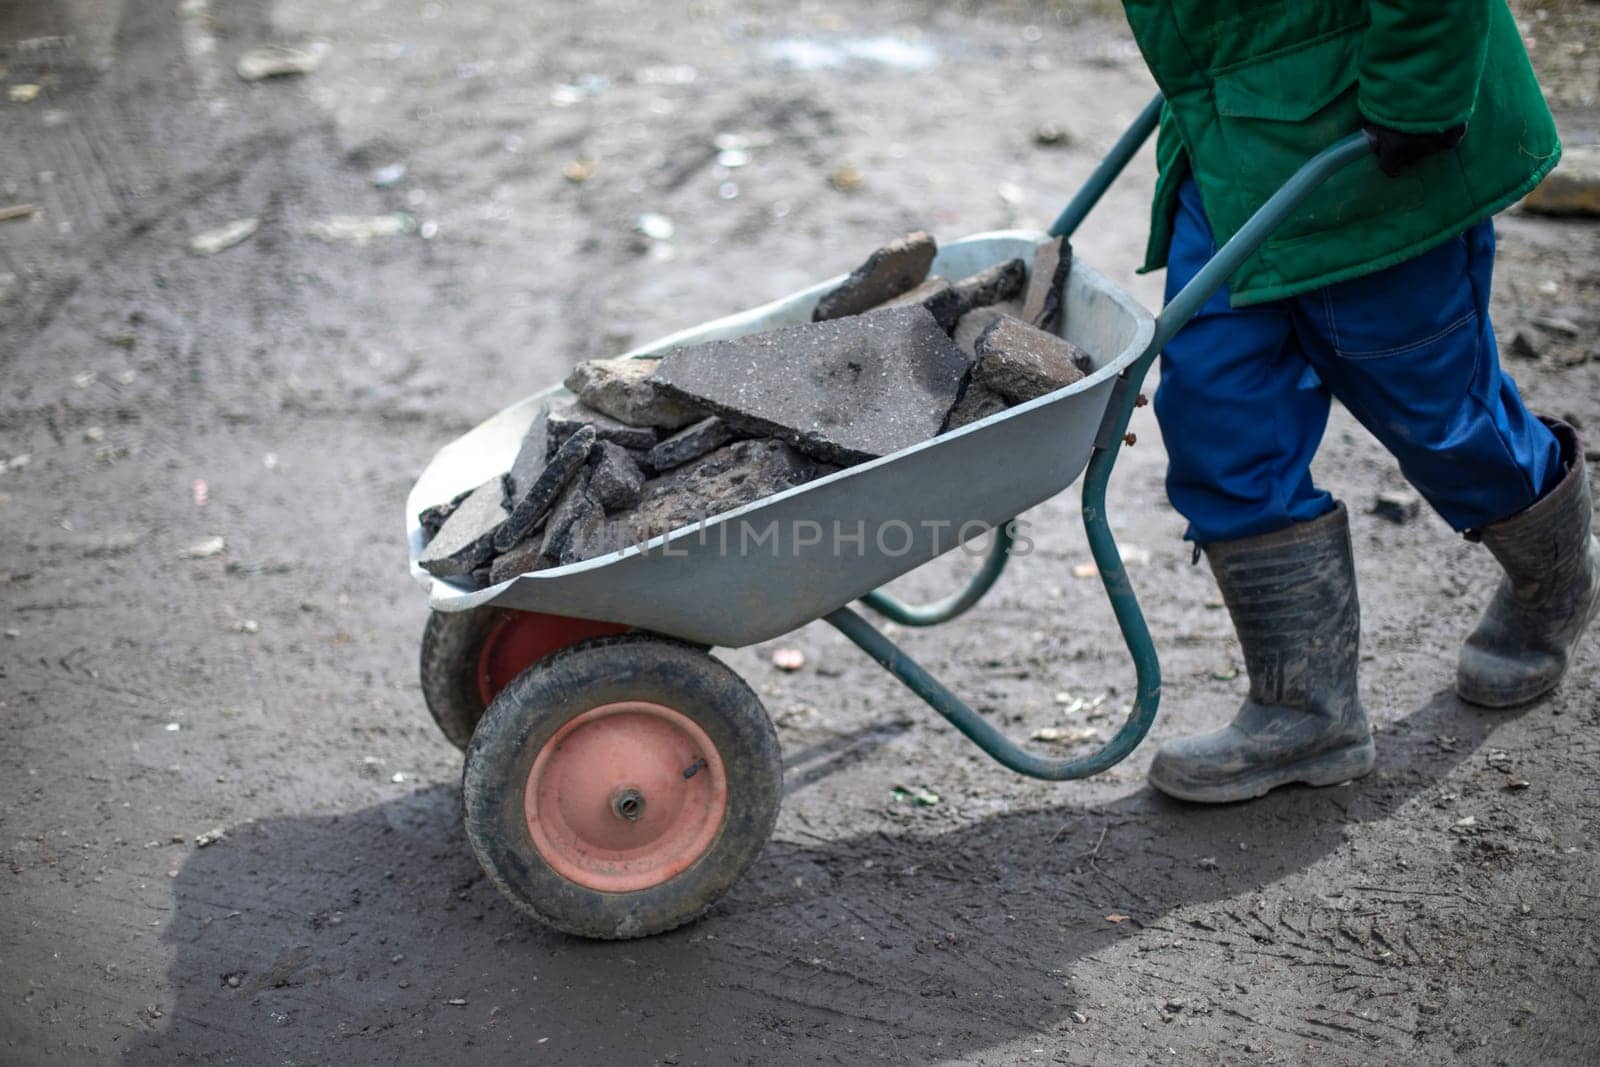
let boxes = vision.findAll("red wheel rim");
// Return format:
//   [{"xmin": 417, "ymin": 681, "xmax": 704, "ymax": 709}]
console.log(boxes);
[
  {"xmin": 476, "ymin": 612, "xmax": 629, "ymax": 706},
  {"xmin": 524, "ymin": 701, "xmax": 728, "ymax": 893}
]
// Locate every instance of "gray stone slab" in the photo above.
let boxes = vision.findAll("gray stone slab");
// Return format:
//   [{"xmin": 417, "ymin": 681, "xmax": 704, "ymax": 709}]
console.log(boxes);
[
  {"xmin": 587, "ymin": 441, "xmax": 646, "ymax": 512},
  {"xmin": 1020, "ymin": 237, "xmax": 1072, "ymax": 331},
  {"xmin": 563, "ymin": 356, "xmax": 705, "ymax": 430},
  {"xmin": 971, "ymin": 314, "xmax": 1087, "ymax": 403},
  {"xmin": 812, "ymin": 231, "xmax": 937, "ymax": 321},
  {"xmin": 502, "ymin": 406, "xmax": 551, "ymax": 507},
  {"xmin": 942, "ymin": 382, "xmax": 1010, "ymax": 432},
  {"xmin": 647, "ymin": 415, "xmax": 736, "ymax": 472},
  {"xmin": 605, "ymin": 438, "xmax": 827, "ymax": 550},
  {"xmin": 652, "ymin": 305, "xmax": 971, "ymax": 466},
  {"xmin": 417, "ymin": 485, "xmax": 473, "ymax": 543},
  {"xmin": 558, "ymin": 497, "xmax": 609, "ymax": 565},
  {"xmin": 418, "ymin": 478, "xmax": 507, "ymax": 578},
  {"xmin": 494, "ymin": 425, "xmax": 595, "ymax": 552},
  {"xmin": 547, "ymin": 396, "xmax": 663, "ymax": 452}
]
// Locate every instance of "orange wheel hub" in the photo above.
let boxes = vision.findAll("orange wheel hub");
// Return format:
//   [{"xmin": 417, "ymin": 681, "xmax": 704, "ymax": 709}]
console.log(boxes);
[{"xmin": 524, "ymin": 702, "xmax": 728, "ymax": 892}]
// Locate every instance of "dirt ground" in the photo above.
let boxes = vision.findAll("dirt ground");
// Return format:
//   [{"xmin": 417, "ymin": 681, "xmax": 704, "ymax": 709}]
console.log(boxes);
[{"xmin": 3, "ymin": 1, "xmax": 1598, "ymax": 1063}]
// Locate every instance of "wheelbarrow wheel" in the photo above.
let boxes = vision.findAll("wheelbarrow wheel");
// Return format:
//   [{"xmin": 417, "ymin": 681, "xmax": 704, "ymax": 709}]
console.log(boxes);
[
  {"xmin": 419, "ymin": 608, "xmax": 629, "ymax": 751},
  {"xmin": 463, "ymin": 634, "xmax": 781, "ymax": 939}
]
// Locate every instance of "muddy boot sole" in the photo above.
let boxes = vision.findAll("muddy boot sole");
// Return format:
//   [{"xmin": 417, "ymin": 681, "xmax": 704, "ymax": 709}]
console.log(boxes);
[{"xmin": 1148, "ymin": 737, "xmax": 1377, "ymax": 805}]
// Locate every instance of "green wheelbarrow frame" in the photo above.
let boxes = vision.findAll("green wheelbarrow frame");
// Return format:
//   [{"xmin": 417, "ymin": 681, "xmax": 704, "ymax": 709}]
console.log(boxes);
[{"xmin": 829, "ymin": 95, "xmax": 1376, "ymax": 780}]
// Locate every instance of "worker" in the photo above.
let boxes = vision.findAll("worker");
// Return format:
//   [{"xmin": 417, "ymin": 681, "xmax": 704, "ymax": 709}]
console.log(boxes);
[{"xmin": 1117, "ymin": 0, "xmax": 1600, "ymax": 802}]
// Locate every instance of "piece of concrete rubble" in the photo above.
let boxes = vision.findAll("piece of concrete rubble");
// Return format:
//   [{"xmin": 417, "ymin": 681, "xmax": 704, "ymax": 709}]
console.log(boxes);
[
  {"xmin": 547, "ymin": 396, "xmax": 662, "ymax": 452},
  {"xmin": 945, "ymin": 259, "xmax": 1027, "ymax": 324},
  {"xmin": 1020, "ymin": 237, "xmax": 1072, "ymax": 331},
  {"xmin": 502, "ymin": 406, "xmax": 551, "ymax": 508},
  {"xmin": 1372, "ymin": 489, "xmax": 1423, "ymax": 524},
  {"xmin": 535, "ymin": 470, "xmax": 602, "ymax": 561},
  {"xmin": 494, "ymin": 426, "xmax": 596, "ymax": 552},
  {"xmin": 812, "ymin": 231, "xmax": 938, "ymax": 321},
  {"xmin": 952, "ymin": 305, "xmax": 1010, "ymax": 358},
  {"xmin": 418, "ymin": 486, "xmax": 474, "ymax": 543},
  {"xmin": 587, "ymin": 442, "xmax": 646, "ymax": 511},
  {"xmin": 558, "ymin": 497, "xmax": 610, "ymax": 565},
  {"xmin": 971, "ymin": 314, "xmax": 1088, "ymax": 403},
  {"xmin": 487, "ymin": 538, "xmax": 555, "ymax": 585},
  {"xmin": 942, "ymin": 382, "xmax": 1011, "ymax": 432},
  {"xmin": 418, "ymin": 479, "xmax": 508, "ymax": 578},
  {"xmin": 879, "ymin": 276, "xmax": 955, "ymax": 322},
  {"xmin": 1521, "ymin": 146, "xmax": 1600, "ymax": 217},
  {"xmin": 563, "ymin": 356, "xmax": 705, "ymax": 430},
  {"xmin": 606, "ymin": 439, "xmax": 827, "ymax": 548},
  {"xmin": 648, "ymin": 415, "xmax": 736, "ymax": 472},
  {"xmin": 652, "ymin": 305, "xmax": 970, "ymax": 465}
]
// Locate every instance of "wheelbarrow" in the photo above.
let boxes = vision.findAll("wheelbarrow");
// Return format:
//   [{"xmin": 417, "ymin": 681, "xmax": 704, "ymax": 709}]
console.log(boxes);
[{"xmin": 404, "ymin": 95, "xmax": 1375, "ymax": 939}]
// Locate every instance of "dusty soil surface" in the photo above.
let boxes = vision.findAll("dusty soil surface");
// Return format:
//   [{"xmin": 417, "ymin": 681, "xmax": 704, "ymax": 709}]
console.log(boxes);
[{"xmin": 2, "ymin": 1, "xmax": 1597, "ymax": 1063}]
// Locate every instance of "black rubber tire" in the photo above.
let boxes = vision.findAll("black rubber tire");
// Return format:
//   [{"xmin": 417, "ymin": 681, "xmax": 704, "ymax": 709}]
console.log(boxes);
[
  {"xmin": 462, "ymin": 635, "xmax": 782, "ymax": 939},
  {"xmin": 418, "ymin": 607, "xmax": 504, "ymax": 751}
]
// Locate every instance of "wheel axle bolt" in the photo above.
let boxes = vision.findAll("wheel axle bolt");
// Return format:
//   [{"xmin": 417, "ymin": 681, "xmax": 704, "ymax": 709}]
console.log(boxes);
[{"xmin": 611, "ymin": 787, "xmax": 646, "ymax": 822}]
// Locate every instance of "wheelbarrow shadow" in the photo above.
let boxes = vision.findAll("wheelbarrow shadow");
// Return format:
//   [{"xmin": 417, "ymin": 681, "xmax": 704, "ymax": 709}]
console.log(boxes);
[{"xmin": 124, "ymin": 690, "xmax": 1514, "ymax": 1066}]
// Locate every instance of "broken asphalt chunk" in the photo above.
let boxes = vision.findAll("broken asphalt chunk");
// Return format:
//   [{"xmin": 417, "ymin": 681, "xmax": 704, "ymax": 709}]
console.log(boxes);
[
  {"xmin": 418, "ymin": 479, "xmax": 508, "ymax": 578},
  {"xmin": 563, "ymin": 356, "xmax": 704, "ymax": 430},
  {"xmin": 587, "ymin": 442, "xmax": 646, "ymax": 512},
  {"xmin": 503, "ymin": 407, "xmax": 551, "ymax": 507},
  {"xmin": 418, "ymin": 486, "xmax": 474, "ymax": 543},
  {"xmin": 945, "ymin": 258, "xmax": 1027, "ymax": 325},
  {"xmin": 942, "ymin": 381, "xmax": 1010, "ymax": 432},
  {"xmin": 648, "ymin": 415, "xmax": 736, "ymax": 472},
  {"xmin": 487, "ymin": 538, "xmax": 554, "ymax": 585},
  {"xmin": 547, "ymin": 397, "xmax": 662, "ymax": 452},
  {"xmin": 652, "ymin": 305, "xmax": 970, "ymax": 465},
  {"xmin": 1021, "ymin": 237, "xmax": 1072, "ymax": 332},
  {"xmin": 494, "ymin": 426, "xmax": 596, "ymax": 553},
  {"xmin": 812, "ymin": 231, "xmax": 937, "ymax": 322},
  {"xmin": 972, "ymin": 314, "xmax": 1088, "ymax": 403}
]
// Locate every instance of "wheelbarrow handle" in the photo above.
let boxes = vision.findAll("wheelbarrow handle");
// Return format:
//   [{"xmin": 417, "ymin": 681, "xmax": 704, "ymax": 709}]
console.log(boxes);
[{"xmin": 833, "ymin": 110, "xmax": 1377, "ymax": 782}]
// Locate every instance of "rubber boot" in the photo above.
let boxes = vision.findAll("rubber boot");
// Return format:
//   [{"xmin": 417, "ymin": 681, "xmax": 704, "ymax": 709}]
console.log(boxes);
[
  {"xmin": 1457, "ymin": 418, "xmax": 1600, "ymax": 708},
  {"xmin": 1148, "ymin": 503, "xmax": 1375, "ymax": 803}
]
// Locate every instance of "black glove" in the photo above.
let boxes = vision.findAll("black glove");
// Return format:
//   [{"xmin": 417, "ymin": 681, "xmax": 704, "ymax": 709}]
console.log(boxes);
[{"xmin": 1362, "ymin": 121, "xmax": 1467, "ymax": 178}]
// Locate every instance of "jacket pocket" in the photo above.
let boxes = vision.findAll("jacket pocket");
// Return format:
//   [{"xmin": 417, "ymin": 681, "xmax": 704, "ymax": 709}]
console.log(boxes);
[{"xmin": 1208, "ymin": 26, "xmax": 1413, "ymax": 241}]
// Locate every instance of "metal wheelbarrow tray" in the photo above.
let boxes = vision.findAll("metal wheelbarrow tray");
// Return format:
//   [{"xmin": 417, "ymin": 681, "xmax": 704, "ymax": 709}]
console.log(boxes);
[
  {"xmin": 403, "ymin": 96, "xmax": 1376, "ymax": 938},
  {"xmin": 406, "ymin": 233, "xmax": 1153, "ymax": 648}
]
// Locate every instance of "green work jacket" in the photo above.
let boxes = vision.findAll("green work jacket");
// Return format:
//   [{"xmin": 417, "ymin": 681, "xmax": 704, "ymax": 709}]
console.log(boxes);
[{"xmin": 1122, "ymin": 0, "xmax": 1561, "ymax": 305}]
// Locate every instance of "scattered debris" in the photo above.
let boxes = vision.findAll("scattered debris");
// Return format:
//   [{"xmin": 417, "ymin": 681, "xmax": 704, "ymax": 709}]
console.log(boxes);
[
  {"xmin": 829, "ymin": 164, "xmax": 864, "ymax": 192},
  {"xmin": 306, "ymin": 213, "xmax": 411, "ymax": 244},
  {"xmin": 1372, "ymin": 489, "xmax": 1423, "ymax": 524},
  {"xmin": 8, "ymin": 84, "xmax": 41, "ymax": 102},
  {"xmin": 0, "ymin": 203, "xmax": 37, "ymax": 223},
  {"xmin": 236, "ymin": 43, "xmax": 326, "ymax": 81},
  {"xmin": 564, "ymin": 356, "xmax": 704, "ymax": 430},
  {"xmin": 194, "ymin": 828, "xmax": 226, "ymax": 848},
  {"xmin": 1105, "ymin": 914, "xmax": 1129, "ymax": 924},
  {"xmin": 636, "ymin": 213, "xmax": 675, "ymax": 241},
  {"xmin": 1070, "ymin": 1011, "xmax": 1089, "ymax": 1025},
  {"xmin": 892, "ymin": 785, "xmax": 940, "ymax": 807},
  {"xmin": 189, "ymin": 218, "xmax": 259, "ymax": 255},
  {"xmin": 183, "ymin": 536, "xmax": 227, "ymax": 559},
  {"xmin": 771, "ymin": 648, "xmax": 805, "ymax": 671},
  {"xmin": 1197, "ymin": 856, "xmax": 1219, "ymax": 870},
  {"xmin": 812, "ymin": 231, "xmax": 937, "ymax": 321},
  {"xmin": 562, "ymin": 159, "xmax": 593, "ymax": 183},
  {"xmin": 230, "ymin": 619, "xmax": 259, "ymax": 634},
  {"xmin": 193, "ymin": 479, "xmax": 209, "ymax": 507},
  {"xmin": 1210, "ymin": 666, "xmax": 1239, "ymax": 681},
  {"xmin": 371, "ymin": 163, "xmax": 407, "ymax": 187},
  {"xmin": 1508, "ymin": 329, "xmax": 1541, "ymax": 361},
  {"xmin": 1032, "ymin": 123, "xmax": 1072, "ymax": 147},
  {"xmin": 653, "ymin": 305, "xmax": 970, "ymax": 465},
  {"xmin": 1031, "ymin": 725, "xmax": 1101, "ymax": 744},
  {"xmin": 1071, "ymin": 562, "xmax": 1099, "ymax": 579},
  {"xmin": 1521, "ymin": 145, "xmax": 1600, "ymax": 217}
]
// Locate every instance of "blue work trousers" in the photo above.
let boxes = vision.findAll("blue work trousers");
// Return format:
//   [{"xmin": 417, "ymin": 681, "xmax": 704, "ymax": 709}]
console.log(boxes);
[{"xmin": 1156, "ymin": 178, "xmax": 1560, "ymax": 545}]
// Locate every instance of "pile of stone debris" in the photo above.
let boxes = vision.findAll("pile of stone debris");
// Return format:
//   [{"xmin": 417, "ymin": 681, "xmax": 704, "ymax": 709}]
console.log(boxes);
[{"xmin": 417, "ymin": 230, "xmax": 1090, "ymax": 588}]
